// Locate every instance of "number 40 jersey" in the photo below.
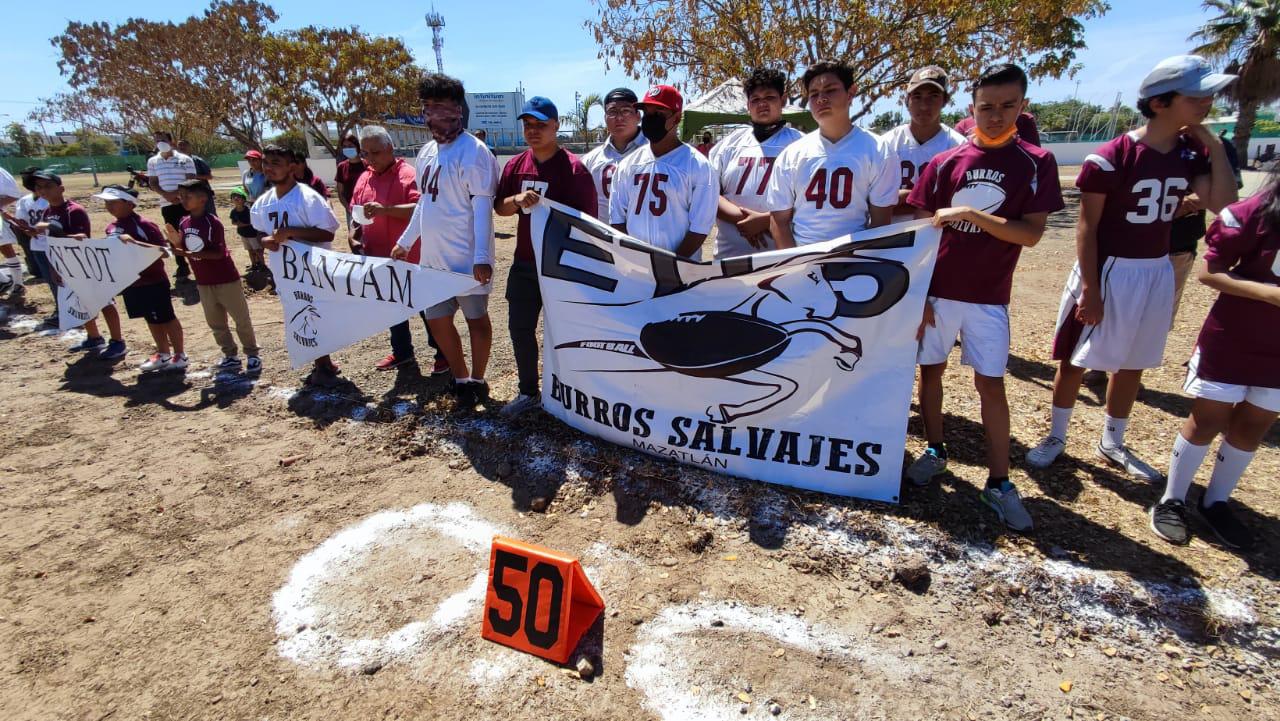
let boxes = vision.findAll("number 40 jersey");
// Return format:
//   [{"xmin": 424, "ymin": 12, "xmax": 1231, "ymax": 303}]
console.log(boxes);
[{"xmin": 608, "ymin": 142, "xmax": 718, "ymax": 259}]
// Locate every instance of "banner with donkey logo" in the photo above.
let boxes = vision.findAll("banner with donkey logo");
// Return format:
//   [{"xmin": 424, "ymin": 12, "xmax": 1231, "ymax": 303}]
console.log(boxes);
[
  {"xmin": 267, "ymin": 242, "xmax": 480, "ymax": 368},
  {"xmin": 47, "ymin": 236, "xmax": 165, "ymax": 330},
  {"xmin": 530, "ymin": 200, "xmax": 941, "ymax": 502}
]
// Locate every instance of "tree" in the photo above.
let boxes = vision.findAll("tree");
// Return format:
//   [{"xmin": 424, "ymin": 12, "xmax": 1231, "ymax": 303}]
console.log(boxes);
[
  {"xmin": 588, "ymin": 0, "xmax": 1107, "ymax": 120},
  {"xmin": 262, "ymin": 26, "xmax": 421, "ymax": 159},
  {"xmin": 566, "ymin": 93, "xmax": 603, "ymax": 143},
  {"xmin": 869, "ymin": 110, "xmax": 904, "ymax": 132},
  {"xmin": 267, "ymin": 129, "xmax": 309, "ymax": 158},
  {"xmin": 1191, "ymin": 0, "xmax": 1280, "ymax": 164},
  {"xmin": 5, "ymin": 123, "xmax": 42, "ymax": 156},
  {"xmin": 79, "ymin": 132, "xmax": 119, "ymax": 157}
]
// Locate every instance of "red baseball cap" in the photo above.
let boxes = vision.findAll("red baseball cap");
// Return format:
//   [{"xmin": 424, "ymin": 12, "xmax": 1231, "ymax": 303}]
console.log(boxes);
[
  {"xmin": 638, "ymin": 84, "xmax": 683, "ymax": 114},
  {"xmin": 243, "ymin": 149, "xmax": 263, "ymax": 159}
]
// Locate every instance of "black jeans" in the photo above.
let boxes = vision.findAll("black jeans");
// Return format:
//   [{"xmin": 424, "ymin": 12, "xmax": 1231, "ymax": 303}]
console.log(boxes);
[
  {"xmin": 505, "ymin": 260, "xmax": 542, "ymax": 397},
  {"xmin": 160, "ymin": 204, "xmax": 191, "ymax": 277},
  {"xmin": 389, "ymin": 311, "xmax": 442, "ymax": 362}
]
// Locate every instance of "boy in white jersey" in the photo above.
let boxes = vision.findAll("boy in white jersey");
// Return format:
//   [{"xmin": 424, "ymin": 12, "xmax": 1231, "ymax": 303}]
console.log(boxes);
[
  {"xmin": 581, "ymin": 88, "xmax": 647, "ymax": 221},
  {"xmin": 0, "ymin": 168, "xmax": 24, "ymax": 300},
  {"xmin": 608, "ymin": 84, "xmax": 718, "ymax": 259},
  {"xmin": 709, "ymin": 68, "xmax": 804, "ymax": 258},
  {"xmin": 250, "ymin": 144, "xmax": 342, "ymax": 386},
  {"xmin": 391, "ymin": 73, "xmax": 500, "ymax": 404},
  {"xmin": 881, "ymin": 66, "xmax": 966, "ymax": 221},
  {"xmin": 766, "ymin": 59, "xmax": 899, "ymax": 246}
]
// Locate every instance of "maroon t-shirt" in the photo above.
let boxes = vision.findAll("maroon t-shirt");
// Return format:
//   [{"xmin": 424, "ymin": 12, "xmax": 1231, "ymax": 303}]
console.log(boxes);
[
  {"xmin": 1076, "ymin": 132, "xmax": 1211, "ymax": 260},
  {"xmin": 334, "ymin": 159, "xmax": 366, "ymax": 207},
  {"xmin": 1194, "ymin": 192, "xmax": 1280, "ymax": 388},
  {"xmin": 954, "ymin": 113, "xmax": 1041, "ymax": 147},
  {"xmin": 179, "ymin": 214, "xmax": 240, "ymax": 286},
  {"xmin": 495, "ymin": 148, "xmax": 598, "ymax": 262},
  {"xmin": 106, "ymin": 213, "xmax": 169, "ymax": 288},
  {"xmin": 908, "ymin": 139, "xmax": 1064, "ymax": 305},
  {"xmin": 43, "ymin": 200, "xmax": 91, "ymax": 237}
]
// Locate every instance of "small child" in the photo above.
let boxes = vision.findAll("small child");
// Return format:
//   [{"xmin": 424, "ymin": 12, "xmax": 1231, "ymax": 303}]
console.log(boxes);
[
  {"xmin": 166, "ymin": 179, "xmax": 262, "ymax": 373},
  {"xmin": 229, "ymin": 186, "xmax": 274, "ymax": 292},
  {"xmin": 94, "ymin": 185, "xmax": 186, "ymax": 372}
]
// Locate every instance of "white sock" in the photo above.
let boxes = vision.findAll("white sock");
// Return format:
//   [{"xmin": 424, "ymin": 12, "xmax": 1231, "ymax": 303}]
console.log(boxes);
[
  {"xmin": 454, "ymin": 376, "xmax": 472, "ymax": 384},
  {"xmin": 1161, "ymin": 434, "xmax": 1209, "ymax": 503},
  {"xmin": 4, "ymin": 257, "xmax": 22, "ymax": 288},
  {"xmin": 1101, "ymin": 415, "xmax": 1128, "ymax": 450},
  {"xmin": 1049, "ymin": 405, "xmax": 1073, "ymax": 441},
  {"xmin": 1203, "ymin": 440, "xmax": 1253, "ymax": 506}
]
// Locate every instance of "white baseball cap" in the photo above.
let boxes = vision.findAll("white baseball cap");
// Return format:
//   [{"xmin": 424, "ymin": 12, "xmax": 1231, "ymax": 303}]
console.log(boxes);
[
  {"xmin": 1139, "ymin": 55, "xmax": 1236, "ymax": 99},
  {"xmin": 91, "ymin": 185, "xmax": 139, "ymax": 204}
]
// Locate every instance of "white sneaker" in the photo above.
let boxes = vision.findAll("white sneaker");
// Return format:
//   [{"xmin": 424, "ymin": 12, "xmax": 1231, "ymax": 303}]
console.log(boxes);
[
  {"xmin": 1026, "ymin": 436, "xmax": 1066, "ymax": 468},
  {"xmin": 216, "ymin": 355, "xmax": 242, "ymax": 370},
  {"xmin": 1097, "ymin": 443, "xmax": 1164, "ymax": 482},
  {"xmin": 168, "ymin": 353, "xmax": 189, "ymax": 370},
  {"xmin": 140, "ymin": 353, "xmax": 171, "ymax": 372},
  {"xmin": 500, "ymin": 393, "xmax": 541, "ymax": 418}
]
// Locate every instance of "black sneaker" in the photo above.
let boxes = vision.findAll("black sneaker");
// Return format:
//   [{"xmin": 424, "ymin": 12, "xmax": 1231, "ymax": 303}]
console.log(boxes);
[
  {"xmin": 1149, "ymin": 499, "xmax": 1191, "ymax": 545},
  {"xmin": 1197, "ymin": 499, "xmax": 1256, "ymax": 551}
]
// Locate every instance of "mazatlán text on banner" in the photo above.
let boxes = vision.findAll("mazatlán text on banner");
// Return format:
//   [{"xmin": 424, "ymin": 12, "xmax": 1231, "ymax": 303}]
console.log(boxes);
[{"xmin": 530, "ymin": 200, "xmax": 941, "ymax": 502}]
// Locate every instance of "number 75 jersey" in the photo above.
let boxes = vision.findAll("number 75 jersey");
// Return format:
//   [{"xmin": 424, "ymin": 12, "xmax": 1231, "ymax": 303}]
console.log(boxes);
[
  {"xmin": 1077, "ymin": 130, "xmax": 1212, "ymax": 260},
  {"xmin": 608, "ymin": 143, "xmax": 718, "ymax": 259},
  {"xmin": 709, "ymin": 125, "xmax": 804, "ymax": 258}
]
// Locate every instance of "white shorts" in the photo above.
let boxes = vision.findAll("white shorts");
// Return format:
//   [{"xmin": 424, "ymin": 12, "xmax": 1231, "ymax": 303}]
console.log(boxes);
[
  {"xmin": 917, "ymin": 297, "xmax": 1010, "ymax": 377},
  {"xmin": 1184, "ymin": 349, "xmax": 1280, "ymax": 412},
  {"xmin": 425, "ymin": 293, "xmax": 489, "ymax": 321},
  {"xmin": 1053, "ymin": 256, "xmax": 1173, "ymax": 372}
]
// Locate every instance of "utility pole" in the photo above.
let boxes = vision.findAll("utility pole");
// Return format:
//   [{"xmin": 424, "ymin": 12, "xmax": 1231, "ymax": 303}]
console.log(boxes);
[
  {"xmin": 574, "ymin": 91, "xmax": 582, "ymax": 143},
  {"xmin": 425, "ymin": 8, "xmax": 445, "ymax": 74}
]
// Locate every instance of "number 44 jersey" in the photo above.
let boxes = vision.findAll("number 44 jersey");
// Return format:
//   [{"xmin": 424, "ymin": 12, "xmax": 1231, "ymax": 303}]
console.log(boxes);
[
  {"xmin": 608, "ymin": 142, "xmax": 718, "ymax": 259},
  {"xmin": 1076, "ymin": 130, "xmax": 1212, "ymax": 260}
]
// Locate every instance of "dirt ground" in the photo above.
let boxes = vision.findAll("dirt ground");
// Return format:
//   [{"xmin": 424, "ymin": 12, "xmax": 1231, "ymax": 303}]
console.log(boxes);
[{"xmin": 0, "ymin": 168, "xmax": 1276, "ymax": 721}]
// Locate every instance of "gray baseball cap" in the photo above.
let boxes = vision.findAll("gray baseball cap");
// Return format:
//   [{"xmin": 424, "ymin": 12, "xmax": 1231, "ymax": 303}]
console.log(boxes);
[{"xmin": 1139, "ymin": 55, "xmax": 1236, "ymax": 99}]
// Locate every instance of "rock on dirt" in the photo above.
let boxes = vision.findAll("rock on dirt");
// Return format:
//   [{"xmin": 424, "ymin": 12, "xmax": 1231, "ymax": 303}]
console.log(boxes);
[
  {"xmin": 529, "ymin": 496, "xmax": 549, "ymax": 513},
  {"xmin": 575, "ymin": 657, "xmax": 596, "ymax": 679},
  {"xmin": 893, "ymin": 553, "xmax": 931, "ymax": 590}
]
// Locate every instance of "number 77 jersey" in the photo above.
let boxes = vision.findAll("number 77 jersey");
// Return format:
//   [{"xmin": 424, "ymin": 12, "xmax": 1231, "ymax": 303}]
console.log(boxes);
[
  {"xmin": 1077, "ymin": 130, "xmax": 1212, "ymax": 260},
  {"xmin": 709, "ymin": 125, "xmax": 804, "ymax": 258}
]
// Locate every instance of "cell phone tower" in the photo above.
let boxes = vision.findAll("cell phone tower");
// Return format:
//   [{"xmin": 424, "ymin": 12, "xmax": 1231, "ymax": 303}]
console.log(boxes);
[{"xmin": 425, "ymin": 9, "xmax": 446, "ymax": 74}]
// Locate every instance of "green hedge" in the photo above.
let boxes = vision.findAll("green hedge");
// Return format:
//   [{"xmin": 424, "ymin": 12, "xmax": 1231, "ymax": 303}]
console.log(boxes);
[{"xmin": 0, "ymin": 152, "xmax": 245, "ymax": 175}]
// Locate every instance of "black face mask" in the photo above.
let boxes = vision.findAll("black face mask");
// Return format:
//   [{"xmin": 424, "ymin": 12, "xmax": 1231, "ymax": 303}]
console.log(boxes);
[
  {"xmin": 752, "ymin": 121, "xmax": 786, "ymax": 142},
  {"xmin": 641, "ymin": 112, "xmax": 670, "ymax": 143}
]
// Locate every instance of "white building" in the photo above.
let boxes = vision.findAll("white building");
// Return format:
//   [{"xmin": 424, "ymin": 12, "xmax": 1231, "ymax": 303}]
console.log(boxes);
[{"xmin": 466, "ymin": 91, "xmax": 525, "ymax": 147}]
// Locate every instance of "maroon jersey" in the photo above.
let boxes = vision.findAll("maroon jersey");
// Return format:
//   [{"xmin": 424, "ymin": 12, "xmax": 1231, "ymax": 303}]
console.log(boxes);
[
  {"xmin": 954, "ymin": 113, "xmax": 1041, "ymax": 147},
  {"xmin": 179, "ymin": 214, "xmax": 239, "ymax": 286},
  {"xmin": 43, "ymin": 200, "xmax": 91, "ymax": 237},
  {"xmin": 1194, "ymin": 192, "xmax": 1280, "ymax": 388},
  {"xmin": 495, "ymin": 148, "xmax": 597, "ymax": 262},
  {"xmin": 908, "ymin": 139, "xmax": 1063, "ymax": 305},
  {"xmin": 1076, "ymin": 132, "xmax": 1211, "ymax": 260},
  {"xmin": 106, "ymin": 213, "xmax": 169, "ymax": 288}
]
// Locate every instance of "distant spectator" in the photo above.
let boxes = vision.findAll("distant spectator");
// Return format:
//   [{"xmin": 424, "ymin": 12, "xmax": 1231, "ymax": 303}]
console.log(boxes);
[
  {"xmin": 696, "ymin": 130, "xmax": 714, "ymax": 156},
  {"xmin": 291, "ymin": 150, "xmax": 329, "ymax": 199},
  {"xmin": 147, "ymin": 130, "xmax": 196, "ymax": 281},
  {"xmin": 333, "ymin": 133, "xmax": 366, "ymax": 237},
  {"xmin": 475, "ymin": 129, "xmax": 495, "ymax": 155},
  {"xmin": 242, "ymin": 149, "xmax": 267, "ymax": 200}
]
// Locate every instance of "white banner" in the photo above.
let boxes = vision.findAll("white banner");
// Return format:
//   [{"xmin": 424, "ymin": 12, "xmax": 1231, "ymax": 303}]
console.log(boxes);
[
  {"xmin": 267, "ymin": 242, "xmax": 481, "ymax": 368},
  {"xmin": 530, "ymin": 200, "xmax": 941, "ymax": 502},
  {"xmin": 47, "ymin": 236, "xmax": 165, "ymax": 330}
]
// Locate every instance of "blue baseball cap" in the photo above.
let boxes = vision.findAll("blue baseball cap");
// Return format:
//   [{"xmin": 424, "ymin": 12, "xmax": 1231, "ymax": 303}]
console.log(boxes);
[
  {"xmin": 518, "ymin": 96, "xmax": 558, "ymax": 121},
  {"xmin": 1139, "ymin": 55, "xmax": 1236, "ymax": 100}
]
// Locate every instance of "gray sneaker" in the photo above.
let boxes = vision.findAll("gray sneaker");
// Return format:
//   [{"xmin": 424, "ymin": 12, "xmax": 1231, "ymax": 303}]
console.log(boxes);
[
  {"xmin": 500, "ymin": 393, "xmax": 541, "ymax": 418},
  {"xmin": 1025, "ymin": 436, "xmax": 1066, "ymax": 468},
  {"xmin": 1097, "ymin": 443, "xmax": 1164, "ymax": 482},
  {"xmin": 979, "ymin": 482, "xmax": 1034, "ymax": 532},
  {"xmin": 905, "ymin": 449, "xmax": 947, "ymax": 486}
]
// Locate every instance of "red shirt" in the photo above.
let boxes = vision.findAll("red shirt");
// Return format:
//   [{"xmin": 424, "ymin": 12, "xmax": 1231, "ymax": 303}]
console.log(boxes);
[
  {"xmin": 909, "ymin": 139, "xmax": 1064, "ymax": 305},
  {"xmin": 1194, "ymin": 192, "xmax": 1280, "ymax": 388},
  {"xmin": 1076, "ymin": 132, "xmax": 1211, "ymax": 260},
  {"xmin": 350, "ymin": 158, "xmax": 421, "ymax": 261},
  {"xmin": 334, "ymin": 159, "xmax": 367, "ymax": 207},
  {"xmin": 106, "ymin": 212, "xmax": 169, "ymax": 288},
  {"xmin": 179, "ymin": 213, "xmax": 239, "ymax": 286},
  {"xmin": 954, "ymin": 113, "xmax": 1041, "ymax": 147},
  {"xmin": 495, "ymin": 148, "xmax": 598, "ymax": 262}
]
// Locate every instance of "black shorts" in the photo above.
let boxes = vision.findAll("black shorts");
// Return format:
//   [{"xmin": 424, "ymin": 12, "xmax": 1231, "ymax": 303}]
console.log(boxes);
[
  {"xmin": 122, "ymin": 283, "xmax": 176, "ymax": 324},
  {"xmin": 160, "ymin": 203, "xmax": 187, "ymax": 228}
]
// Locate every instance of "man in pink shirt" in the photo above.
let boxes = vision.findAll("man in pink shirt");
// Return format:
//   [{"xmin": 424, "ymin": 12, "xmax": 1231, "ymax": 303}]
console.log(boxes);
[{"xmin": 350, "ymin": 125, "xmax": 443, "ymax": 373}]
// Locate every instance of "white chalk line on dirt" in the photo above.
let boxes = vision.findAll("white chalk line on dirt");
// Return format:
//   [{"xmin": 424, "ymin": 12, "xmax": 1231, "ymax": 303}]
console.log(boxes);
[
  {"xmin": 272, "ymin": 501, "xmax": 505, "ymax": 671},
  {"xmin": 626, "ymin": 601, "xmax": 915, "ymax": 721}
]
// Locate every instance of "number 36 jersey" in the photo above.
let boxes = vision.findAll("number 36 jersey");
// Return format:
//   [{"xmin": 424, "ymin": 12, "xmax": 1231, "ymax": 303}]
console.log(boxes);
[
  {"xmin": 709, "ymin": 125, "xmax": 804, "ymax": 258},
  {"xmin": 764, "ymin": 126, "xmax": 900, "ymax": 246},
  {"xmin": 609, "ymin": 142, "xmax": 718, "ymax": 259},
  {"xmin": 1076, "ymin": 130, "xmax": 1211, "ymax": 260}
]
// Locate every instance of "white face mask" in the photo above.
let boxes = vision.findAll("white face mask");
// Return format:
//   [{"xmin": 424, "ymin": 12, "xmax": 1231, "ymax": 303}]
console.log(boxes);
[
  {"xmin": 156, "ymin": 142, "xmax": 172, "ymax": 153},
  {"xmin": 342, "ymin": 147, "xmax": 358, "ymax": 159},
  {"xmin": 34, "ymin": 197, "xmax": 49, "ymax": 210}
]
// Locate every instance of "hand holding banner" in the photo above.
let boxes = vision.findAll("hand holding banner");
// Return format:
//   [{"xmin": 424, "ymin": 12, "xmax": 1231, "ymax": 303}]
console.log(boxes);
[
  {"xmin": 46, "ymin": 236, "xmax": 165, "ymax": 330},
  {"xmin": 267, "ymin": 242, "xmax": 481, "ymax": 368}
]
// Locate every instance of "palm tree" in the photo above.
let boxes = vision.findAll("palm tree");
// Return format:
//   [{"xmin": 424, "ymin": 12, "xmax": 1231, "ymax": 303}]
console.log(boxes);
[
  {"xmin": 1191, "ymin": 0, "xmax": 1280, "ymax": 166},
  {"xmin": 569, "ymin": 93, "xmax": 603, "ymax": 144}
]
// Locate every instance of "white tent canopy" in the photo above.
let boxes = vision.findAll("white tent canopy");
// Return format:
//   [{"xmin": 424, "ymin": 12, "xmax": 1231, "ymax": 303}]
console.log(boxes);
[{"xmin": 680, "ymin": 79, "xmax": 816, "ymax": 140}]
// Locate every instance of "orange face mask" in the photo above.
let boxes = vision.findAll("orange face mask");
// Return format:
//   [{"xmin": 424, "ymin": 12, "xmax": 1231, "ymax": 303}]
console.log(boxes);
[{"xmin": 972, "ymin": 122, "xmax": 1019, "ymax": 148}]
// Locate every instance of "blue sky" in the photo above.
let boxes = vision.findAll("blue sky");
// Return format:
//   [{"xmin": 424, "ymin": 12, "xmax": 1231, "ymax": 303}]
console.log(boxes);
[{"xmin": 1, "ymin": 0, "xmax": 1223, "ymax": 132}]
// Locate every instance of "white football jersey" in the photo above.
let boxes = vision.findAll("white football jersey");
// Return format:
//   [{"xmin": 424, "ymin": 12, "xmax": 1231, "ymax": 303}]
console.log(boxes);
[
  {"xmin": 581, "ymin": 132, "xmax": 647, "ymax": 221},
  {"xmin": 250, "ymin": 182, "xmax": 340, "ymax": 250},
  {"xmin": 880, "ymin": 123, "xmax": 965, "ymax": 221},
  {"xmin": 764, "ymin": 126, "xmax": 899, "ymax": 245},
  {"xmin": 609, "ymin": 143, "xmax": 718, "ymax": 259},
  {"xmin": 15, "ymin": 194, "xmax": 48, "ymax": 251},
  {"xmin": 709, "ymin": 125, "xmax": 804, "ymax": 258},
  {"xmin": 396, "ymin": 132, "xmax": 499, "ymax": 295}
]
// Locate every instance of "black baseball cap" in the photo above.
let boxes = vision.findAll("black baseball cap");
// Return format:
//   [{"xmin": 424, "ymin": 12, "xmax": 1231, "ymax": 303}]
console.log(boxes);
[
  {"xmin": 604, "ymin": 87, "xmax": 638, "ymax": 105},
  {"xmin": 29, "ymin": 169, "xmax": 61, "ymax": 185},
  {"xmin": 177, "ymin": 178, "xmax": 213, "ymax": 196}
]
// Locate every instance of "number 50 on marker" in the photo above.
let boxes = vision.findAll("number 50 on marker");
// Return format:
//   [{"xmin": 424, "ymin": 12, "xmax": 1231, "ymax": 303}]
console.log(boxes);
[{"xmin": 481, "ymin": 537, "xmax": 605, "ymax": 664}]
